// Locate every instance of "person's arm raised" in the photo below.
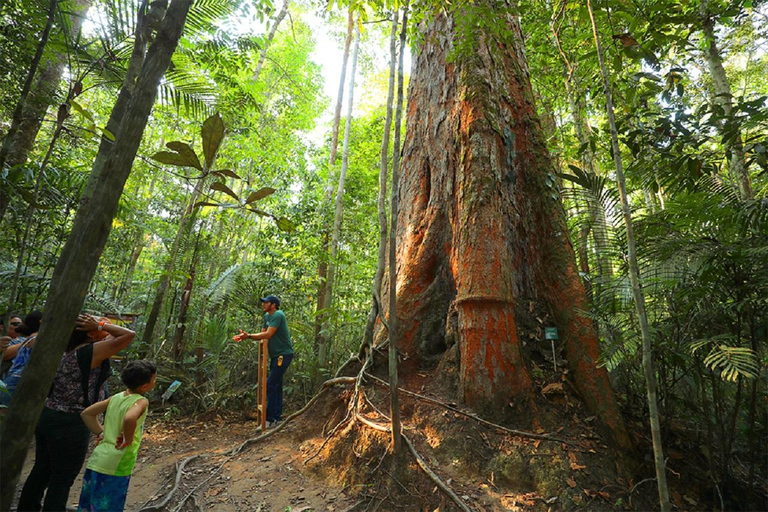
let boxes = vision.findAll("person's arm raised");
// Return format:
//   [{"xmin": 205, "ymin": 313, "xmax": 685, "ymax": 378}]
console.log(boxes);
[{"xmin": 77, "ymin": 315, "xmax": 136, "ymax": 368}]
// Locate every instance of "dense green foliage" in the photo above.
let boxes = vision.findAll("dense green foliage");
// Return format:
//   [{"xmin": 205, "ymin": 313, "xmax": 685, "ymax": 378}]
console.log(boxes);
[{"xmin": 1, "ymin": 0, "xmax": 765, "ymax": 507}]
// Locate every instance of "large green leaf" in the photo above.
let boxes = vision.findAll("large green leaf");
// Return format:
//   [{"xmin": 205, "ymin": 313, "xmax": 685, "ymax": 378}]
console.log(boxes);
[
  {"xmin": 245, "ymin": 187, "xmax": 276, "ymax": 203},
  {"xmin": 152, "ymin": 141, "xmax": 203, "ymax": 170},
  {"xmin": 274, "ymin": 216, "xmax": 296, "ymax": 232},
  {"xmin": 212, "ymin": 169, "xmax": 242, "ymax": 180},
  {"xmin": 211, "ymin": 181, "xmax": 239, "ymax": 201},
  {"xmin": 201, "ymin": 113, "xmax": 225, "ymax": 169}
]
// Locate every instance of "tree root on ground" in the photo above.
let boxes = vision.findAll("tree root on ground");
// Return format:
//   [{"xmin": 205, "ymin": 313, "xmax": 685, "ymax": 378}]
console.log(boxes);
[
  {"xmin": 140, "ymin": 366, "xmax": 576, "ymax": 511},
  {"xmin": 138, "ymin": 454, "xmax": 199, "ymax": 511},
  {"xmin": 364, "ymin": 372, "xmax": 581, "ymax": 447},
  {"xmin": 350, "ymin": 406, "xmax": 472, "ymax": 512}
]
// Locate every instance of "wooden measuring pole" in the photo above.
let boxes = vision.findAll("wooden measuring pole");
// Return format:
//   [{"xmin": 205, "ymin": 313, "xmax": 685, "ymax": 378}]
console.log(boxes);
[{"xmin": 257, "ymin": 339, "xmax": 268, "ymax": 431}]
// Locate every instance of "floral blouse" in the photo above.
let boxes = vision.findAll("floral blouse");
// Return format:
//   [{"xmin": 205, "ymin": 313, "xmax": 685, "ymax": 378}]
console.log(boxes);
[{"xmin": 45, "ymin": 346, "xmax": 105, "ymax": 413}]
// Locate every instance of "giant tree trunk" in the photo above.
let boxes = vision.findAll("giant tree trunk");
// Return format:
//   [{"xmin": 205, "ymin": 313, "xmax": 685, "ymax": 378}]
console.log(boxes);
[
  {"xmin": 383, "ymin": 6, "xmax": 630, "ymax": 449},
  {"xmin": 0, "ymin": 0, "xmax": 193, "ymax": 505}
]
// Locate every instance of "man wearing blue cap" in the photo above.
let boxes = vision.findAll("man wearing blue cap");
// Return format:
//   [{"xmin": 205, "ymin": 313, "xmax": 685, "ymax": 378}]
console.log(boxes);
[{"xmin": 233, "ymin": 295, "xmax": 294, "ymax": 427}]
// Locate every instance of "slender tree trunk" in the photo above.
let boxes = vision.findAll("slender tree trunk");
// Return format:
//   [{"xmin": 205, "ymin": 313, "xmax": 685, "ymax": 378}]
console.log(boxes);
[
  {"xmin": 586, "ymin": 1, "xmax": 670, "ymax": 508},
  {"xmin": 551, "ymin": 22, "xmax": 614, "ymax": 283},
  {"xmin": 0, "ymin": 0, "xmax": 193, "ymax": 505},
  {"xmin": 388, "ymin": 2, "xmax": 409, "ymax": 455},
  {"xmin": 171, "ymin": 237, "xmax": 200, "ymax": 363},
  {"xmin": 140, "ymin": 179, "xmax": 205, "ymax": 353},
  {"xmin": 361, "ymin": 11, "xmax": 399, "ymax": 354},
  {"xmin": 252, "ymin": 0, "xmax": 289, "ymax": 82},
  {"xmin": 0, "ymin": 0, "xmax": 57, "ymax": 227},
  {"xmin": 3, "ymin": 0, "xmax": 92, "ymax": 172},
  {"xmin": 316, "ymin": 25, "xmax": 361, "ymax": 380},
  {"xmin": 314, "ymin": 8, "xmax": 355, "ymax": 358},
  {"xmin": 328, "ymin": 9, "xmax": 355, "ymax": 169},
  {"xmin": 700, "ymin": 0, "xmax": 753, "ymax": 200}
]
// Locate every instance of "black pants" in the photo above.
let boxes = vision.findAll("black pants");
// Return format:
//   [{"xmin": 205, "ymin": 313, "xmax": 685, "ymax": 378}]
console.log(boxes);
[{"xmin": 17, "ymin": 407, "xmax": 90, "ymax": 511}]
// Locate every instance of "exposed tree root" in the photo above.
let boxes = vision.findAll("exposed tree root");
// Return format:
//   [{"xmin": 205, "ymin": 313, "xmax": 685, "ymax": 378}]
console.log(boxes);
[
  {"xmin": 401, "ymin": 433, "xmax": 472, "ymax": 512},
  {"xmin": 141, "ymin": 366, "xmax": 575, "ymax": 511},
  {"xmin": 349, "ymin": 406, "xmax": 471, "ymax": 512},
  {"xmin": 138, "ymin": 454, "xmax": 199, "ymax": 511},
  {"xmin": 364, "ymin": 372, "xmax": 581, "ymax": 447}
]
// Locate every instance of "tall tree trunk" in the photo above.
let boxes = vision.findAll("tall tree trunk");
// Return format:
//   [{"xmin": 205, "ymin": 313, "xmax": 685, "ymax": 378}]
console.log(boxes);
[
  {"xmin": 81, "ymin": 0, "xmax": 168, "ymax": 200},
  {"xmin": 252, "ymin": 0, "xmax": 290, "ymax": 82},
  {"xmin": 361, "ymin": 11, "xmax": 399, "ymax": 354},
  {"xmin": 586, "ymin": 0, "xmax": 670, "ymax": 508},
  {"xmin": 171, "ymin": 233, "xmax": 200, "ymax": 363},
  {"xmin": 551, "ymin": 21, "xmax": 613, "ymax": 282},
  {"xmin": 700, "ymin": 0, "xmax": 753, "ymax": 200},
  {"xmin": 317, "ymin": 25, "xmax": 361, "ymax": 380},
  {"xmin": 140, "ymin": 180, "xmax": 204, "ymax": 353},
  {"xmin": 5, "ymin": 102, "xmax": 70, "ymax": 319},
  {"xmin": 0, "ymin": 0, "xmax": 57, "ymax": 227},
  {"xmin": 388, "ymin": 2, "xmax": 409, "ymax": 455},
  {"xmin": 314, "ymin": 8, "xmax": 355, "ymax": 358},
  {"xmin": 383, "ymin": 4, "xmax": 630, "ymax": 449},
  {"xmin": 328, "ymin": 9, "xmax": 355, "ymax": 169},
  {"xmin": 0, "ymin": 0, "xmax": 193, "ymax": 505},
  {"xmin": 3, "ymin": 0, "xmax": 92, "ymax": 172}
]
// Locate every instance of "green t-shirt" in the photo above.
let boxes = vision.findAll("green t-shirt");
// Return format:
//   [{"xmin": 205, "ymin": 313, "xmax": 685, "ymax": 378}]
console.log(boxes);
[
  {"xmin": 262, "ymin": 310, "xmax": 293, "ymax": 358},
  {"xmin": 87, "ymin": 391, "xmax": 148, "ymax": 476}
]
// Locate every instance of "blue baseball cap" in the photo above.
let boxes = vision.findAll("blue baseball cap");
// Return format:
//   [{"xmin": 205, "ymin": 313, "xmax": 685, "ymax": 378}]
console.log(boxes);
[{"xmin": 259, "ymin": 295, "xmax": 281, "ymax": 308}]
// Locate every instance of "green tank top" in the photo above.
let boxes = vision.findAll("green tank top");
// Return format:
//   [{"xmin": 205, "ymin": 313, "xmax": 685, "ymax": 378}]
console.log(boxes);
[{"xmin": 86, "ymin": 391, "xmax": 148, "ymax": 476}]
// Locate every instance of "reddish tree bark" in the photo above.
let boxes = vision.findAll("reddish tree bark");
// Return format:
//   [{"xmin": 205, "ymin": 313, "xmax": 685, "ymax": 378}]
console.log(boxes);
[{"xmin": 383, "ymin": 7, "xmax": 630, "ymax": 449}]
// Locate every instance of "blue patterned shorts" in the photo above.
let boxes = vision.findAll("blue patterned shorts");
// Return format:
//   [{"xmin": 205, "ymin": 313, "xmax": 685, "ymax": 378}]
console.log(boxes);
[{"xmin": 78, "ymin": 468, "xmax": 131, "ymax": 512}]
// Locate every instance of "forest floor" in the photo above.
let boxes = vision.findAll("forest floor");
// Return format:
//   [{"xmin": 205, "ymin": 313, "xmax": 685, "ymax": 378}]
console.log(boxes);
[
  {"xmin": 14, "ymin": 362, "xmax": 718, "ymax": 511},
  {"xmin": 17, "ymin": 413, "xmax": 359, "ymax": 511}
]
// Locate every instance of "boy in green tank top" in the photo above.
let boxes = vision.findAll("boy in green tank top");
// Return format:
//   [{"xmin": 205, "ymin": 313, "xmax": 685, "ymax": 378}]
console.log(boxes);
[{"xmin": 78, "ymin": 360, "xmax": 157, "ymax": 512}]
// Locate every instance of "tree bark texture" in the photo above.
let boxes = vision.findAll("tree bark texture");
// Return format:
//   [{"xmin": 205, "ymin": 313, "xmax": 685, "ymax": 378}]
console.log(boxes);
[
  {"xmin": 0, "ymin": 0, "xmax": 193, "ymax": 505},
  {"xmin": 382, "ymin": 7, "xmax": 630, "ymax": 449}
]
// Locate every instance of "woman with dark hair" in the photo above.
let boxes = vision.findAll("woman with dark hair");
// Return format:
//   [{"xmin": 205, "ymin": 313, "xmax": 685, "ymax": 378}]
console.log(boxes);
[
  {"xmin": 0, "ymin": 310, "xmax": 43, "ymax": 406},
  {"xmin": 17, "ymin": 314, "xmax": 135, "ymax": 512}
]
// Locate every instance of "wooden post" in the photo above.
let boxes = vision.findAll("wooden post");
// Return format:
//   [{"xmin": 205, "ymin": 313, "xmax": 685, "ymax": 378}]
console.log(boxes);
[{"xmin": 257, "ymin": 339, "xmax": 268, "ymax": 431}]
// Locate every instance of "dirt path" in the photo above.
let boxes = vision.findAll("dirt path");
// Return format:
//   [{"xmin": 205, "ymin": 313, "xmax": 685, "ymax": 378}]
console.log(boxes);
[{"xmin": 17, "ymin": 414, "xmax": 357, "ymax": 511}]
